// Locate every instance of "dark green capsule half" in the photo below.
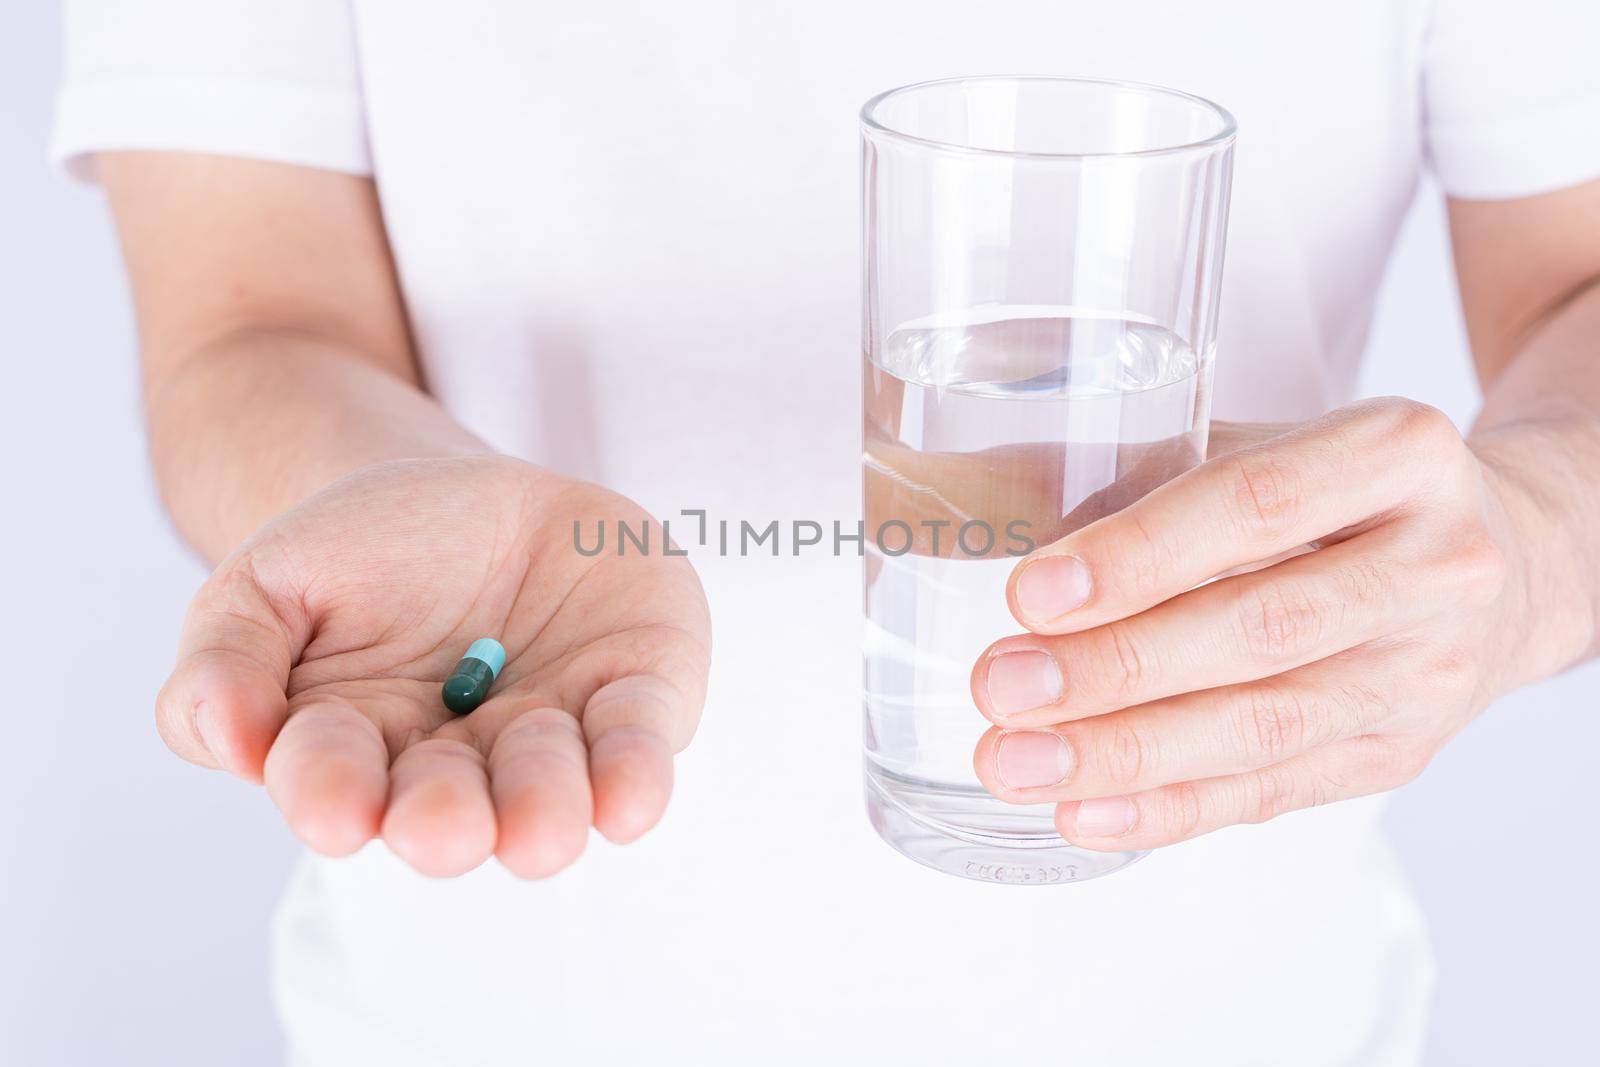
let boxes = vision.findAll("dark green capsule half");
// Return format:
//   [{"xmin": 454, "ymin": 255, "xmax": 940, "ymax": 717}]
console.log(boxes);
[{"xmin": 442, "ymin": 638, "xmax": 506, "ymax": 715}]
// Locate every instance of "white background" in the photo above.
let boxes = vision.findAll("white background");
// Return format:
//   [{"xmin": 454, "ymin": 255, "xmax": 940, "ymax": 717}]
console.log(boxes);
[{"xmin": 3, "ymin": 7, "xmax": 1597, "ymax": 1065}]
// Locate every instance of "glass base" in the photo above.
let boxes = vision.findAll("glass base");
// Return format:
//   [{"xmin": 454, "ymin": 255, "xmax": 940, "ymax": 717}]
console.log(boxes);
[{"xmin": 865, "ymin": 765, "xmax": 1146, "ymax": 885}]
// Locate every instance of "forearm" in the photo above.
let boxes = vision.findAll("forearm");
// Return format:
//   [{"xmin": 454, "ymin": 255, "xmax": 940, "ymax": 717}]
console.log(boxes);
[
  {"xmin": 1468, "ymin": 280, "xmax": 1600, "ymax": 690},
  {"xmin": 146, "ymin": 329, "xmax": 488, "ymax": 564}
]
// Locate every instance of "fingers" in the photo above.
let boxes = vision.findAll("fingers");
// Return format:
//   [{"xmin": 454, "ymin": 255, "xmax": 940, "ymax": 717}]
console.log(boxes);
[
  {"xmin": 488, "ymin": 708, "xmax": 592, "ymax": 879},
  {"xmin": 975, "ymin": 653, "xmax": 1392, "ymax": 802},
  {"xmin": 582, "ymin": 675, "xmax": 681, "ymax": 844},
  {"xmin": 382, "ymin": 737, "xmax": 497, "ymax": 878},
  {"xmin": 482, "ymin": 675, "xmax": 687, "ymax": 877},
  {"xmin": 1053, "ymin": 734, "xmax": 1428, "ymax": 851},
  {"xmin": 263, "ymin": 702, "xmax": 388, "ymax": 857},
  {"xmin": 156, "ymin": 564, "xmax": 304, "ymax": 781},
  {"xmin": 1007, "ymin": 399, "xmax": 1467, "ymax": 634},
  {"xmin": 973, "ymin": 525, "xmax": 1438, "ymax": 725}
]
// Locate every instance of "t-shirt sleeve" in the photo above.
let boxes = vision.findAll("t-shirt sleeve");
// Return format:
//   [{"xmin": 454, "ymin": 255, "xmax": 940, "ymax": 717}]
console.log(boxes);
[
  {"xmin": 50, "ymin": 0, "xmax": 371, "ymax": 182},
  {"xmin": 1422, "ymin": 0, "xmax": 1600, "ymax": 200}
]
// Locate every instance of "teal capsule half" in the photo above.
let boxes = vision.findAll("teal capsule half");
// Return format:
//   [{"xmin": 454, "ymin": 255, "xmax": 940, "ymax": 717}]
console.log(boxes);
[{"xmin": 442, "ymin": 638, "xmax": 506, "ymax": 714}]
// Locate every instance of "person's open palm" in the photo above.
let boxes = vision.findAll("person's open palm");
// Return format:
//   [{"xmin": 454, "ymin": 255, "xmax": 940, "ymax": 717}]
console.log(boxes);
[{"xmin": 156, "ymin": 455, "xmax": 711, "ymax": 878}]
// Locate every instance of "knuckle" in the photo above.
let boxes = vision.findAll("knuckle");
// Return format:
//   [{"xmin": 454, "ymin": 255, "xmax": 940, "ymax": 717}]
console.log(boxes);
[
  {"xmin": 1331, "ymin": 681, "xmax": 1392, "ymax": 734},
  {"xmin": 1238, "ymin": 581, "xmax": 1327, "ymax": 661},
  {"xmin": 1427, "ymin": 644, "xmax": 1481, "ymax": 698},
  {"xmin": 1388, "ymin": 399, "xmax": 1461, "ymax": 455},
  {"xmin": 1168, "ymin": 780, "xmax": 1205, "ymax": 839},
  {"xmin": 198, "ymin": 562, "xmax": 278, "ymax": 627},
  {"xmin": 1454, "ymin": 530, "xmax": 1508, "ymax": 606},
  {"xmin": 1305, "ymin": 771, "xmax": 1342, "ymax": 809},
  {"xmin": 1356, "ymin": 734, "xmax": 1434, "ymax": 789},
  {"xmin": 1100, "ymin": 511, "xmax": 1170, "ymax": 597},
  {"xmin": 1087, "ymin": 720, "xmax": 1156, "ymax": 791},
  {"xmin": 1338, "ymin": 558, "xmax": 1395, "ymax": 610},
  {"xmin": 192, "ymin": 563, "xmax": 250, "ymax": 615},
  {"xmin": 1239, "ymin": 683, "xmax": 1311, "ymax": 763},
  {"xmin": 1221, "ymin": 451, "xmax": 1304, "ymax": 540},
  {"xmin": 1247, "ymin": 765, "xmax": 1304, "ymax": 822},
  {"xmin": 1090, "ymin": 623, "xmax": 1153, "ymax": 705}
]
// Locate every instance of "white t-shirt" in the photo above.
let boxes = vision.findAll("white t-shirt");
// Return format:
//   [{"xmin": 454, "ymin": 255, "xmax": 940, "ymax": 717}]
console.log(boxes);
[{"xmin": 53, "ymin": 2, "xmax": 1600, "ymax": 1064}]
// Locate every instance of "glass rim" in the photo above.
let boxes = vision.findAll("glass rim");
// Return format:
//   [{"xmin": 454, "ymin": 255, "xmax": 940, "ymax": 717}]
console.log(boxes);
[{"xmin": 859, "ymin": 74, "xmax": 1238, "ymax": 161}]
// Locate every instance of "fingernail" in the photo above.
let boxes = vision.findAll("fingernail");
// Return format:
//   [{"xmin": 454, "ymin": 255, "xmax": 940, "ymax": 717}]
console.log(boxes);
[
  {"xmin": 985, "ymin": 651, "xmax": 1063, "ymax": 717},
  {"xmin": 1016, "ymin": 555, "xmax": 1092, "ymax": 622},
  {"xmin": 1073, "ymin": 797, "xmax": 1136, "ymax": 838},
  {"xmin": 194, "ymin": 700, "xmax": 228, "ymax": 770},
  {"xmin": 996, "ymin": 731, "xmax": 1072, "ymax": 789}
]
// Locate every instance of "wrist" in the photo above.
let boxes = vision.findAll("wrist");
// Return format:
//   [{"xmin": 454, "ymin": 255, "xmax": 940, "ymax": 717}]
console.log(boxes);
[
  {"xmin": 147, "ymin": 331, "xmax": 488, "ymax": 562},
  {"xmin": 1468, "ymin": 426, "xmax": 1600, "ymax": 695}
]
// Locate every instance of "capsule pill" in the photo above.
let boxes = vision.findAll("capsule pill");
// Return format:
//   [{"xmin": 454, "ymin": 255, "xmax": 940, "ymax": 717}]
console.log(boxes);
[{"xmin": 442, "ymin": 637, "xmax": 506, "ymax": 714}]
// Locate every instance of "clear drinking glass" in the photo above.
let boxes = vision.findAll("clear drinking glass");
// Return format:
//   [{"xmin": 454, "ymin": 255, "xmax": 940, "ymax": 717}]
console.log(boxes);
[{"xmin": 861, "ymin": 76, "xmax": 1236, "ymax": 884}]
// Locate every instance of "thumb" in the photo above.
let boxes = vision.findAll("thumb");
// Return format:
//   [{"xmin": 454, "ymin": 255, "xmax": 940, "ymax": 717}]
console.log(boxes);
[{"xmin": 155, "ymin": 561, "xmax": 304, "ymax": 783}]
